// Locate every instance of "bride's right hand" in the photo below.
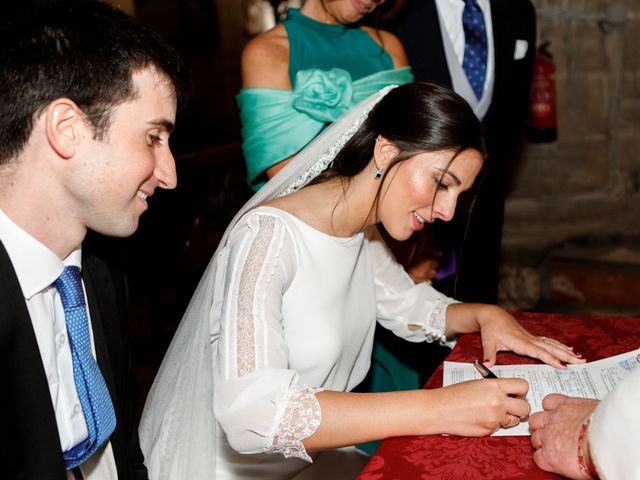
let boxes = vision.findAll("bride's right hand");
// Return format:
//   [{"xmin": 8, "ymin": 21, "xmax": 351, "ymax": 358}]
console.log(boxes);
[{"xmin": 425, "ymin": 378, "xmax": 530, "ymax": 437}]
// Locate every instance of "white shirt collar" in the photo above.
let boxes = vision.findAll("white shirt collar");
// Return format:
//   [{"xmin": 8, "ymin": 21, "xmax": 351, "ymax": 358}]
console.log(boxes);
[{"xmin": 0, "ymin": 208, "xmax": 82, "ymax": 299}]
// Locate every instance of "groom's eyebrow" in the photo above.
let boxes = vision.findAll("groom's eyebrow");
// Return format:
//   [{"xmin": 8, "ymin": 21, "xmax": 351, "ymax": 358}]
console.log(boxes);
[{"xmin": 147, "ymin": 118, "xmax": 175, "ymax": 133}]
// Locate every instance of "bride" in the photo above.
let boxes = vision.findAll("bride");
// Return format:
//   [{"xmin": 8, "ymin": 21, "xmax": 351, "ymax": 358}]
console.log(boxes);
[{"xmin": 139, "ymin": 82, "xmax": 583, "ymax": 479}]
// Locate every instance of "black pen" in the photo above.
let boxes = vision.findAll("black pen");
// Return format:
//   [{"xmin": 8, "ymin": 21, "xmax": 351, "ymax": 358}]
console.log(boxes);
[
  {"xmin": 473, "ymin": 360, "xmax": 498, "ymax": 378},
  {"xmin": 474, "ymin": 360, "xmax": 520, "ymax": 398}
]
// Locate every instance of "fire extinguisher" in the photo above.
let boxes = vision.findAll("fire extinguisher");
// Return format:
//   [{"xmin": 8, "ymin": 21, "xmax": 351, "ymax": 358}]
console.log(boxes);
[{"xmin": 527, "ymin": 41, "xmax": 557, "ymax": 143}]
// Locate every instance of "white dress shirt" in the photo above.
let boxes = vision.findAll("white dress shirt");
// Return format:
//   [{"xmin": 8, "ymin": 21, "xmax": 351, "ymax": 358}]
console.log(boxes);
[{"xmin": 0, "ymin": 208, "xmax": 118, "ymax": 479}]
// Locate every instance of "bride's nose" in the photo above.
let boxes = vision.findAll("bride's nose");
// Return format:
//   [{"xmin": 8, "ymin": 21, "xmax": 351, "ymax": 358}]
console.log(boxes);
[{"xmin": 432, "ymin": 195, "xmax": 457, "ymax": 222}]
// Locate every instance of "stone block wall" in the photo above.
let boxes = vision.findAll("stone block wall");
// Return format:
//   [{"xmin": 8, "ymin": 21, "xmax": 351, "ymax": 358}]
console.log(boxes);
[{"xmin": 503, "ymin": 0, "xmax": 640, "ymax": 258}]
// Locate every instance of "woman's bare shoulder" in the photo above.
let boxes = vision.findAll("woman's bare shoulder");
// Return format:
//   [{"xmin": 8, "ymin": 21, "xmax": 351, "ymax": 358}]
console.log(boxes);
[
  {"xmin": 261, "ymin": 194, "xmax": 297, "ymax": 215},
  {"xmin": 360, "ymin": 26, "xmax": 409, "ymax": 68},
  {"xmin": 241, "ymin": 24, "xmax": 292, "ymax": 89}
]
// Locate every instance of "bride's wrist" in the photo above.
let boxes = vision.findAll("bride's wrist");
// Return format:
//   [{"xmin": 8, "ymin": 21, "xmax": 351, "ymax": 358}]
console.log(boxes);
[{"xmin": 474, "ymin": 304, "xmax": 500, "ymax": 330}]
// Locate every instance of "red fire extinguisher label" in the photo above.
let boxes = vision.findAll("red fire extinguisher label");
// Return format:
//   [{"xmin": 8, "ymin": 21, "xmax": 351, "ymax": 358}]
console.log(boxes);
[{"xmin": 529, "ymin": 54, "xmax": 557, "ymax": 130}]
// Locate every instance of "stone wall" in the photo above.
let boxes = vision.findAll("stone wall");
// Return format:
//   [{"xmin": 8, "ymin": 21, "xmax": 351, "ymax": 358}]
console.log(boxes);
[{"xmin": 503, "ymin": 0, "xmax": 640, "ymax": 258}]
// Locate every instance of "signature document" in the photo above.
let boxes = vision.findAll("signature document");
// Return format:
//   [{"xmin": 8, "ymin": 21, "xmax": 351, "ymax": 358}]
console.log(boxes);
[{"xmin": 443, "ymin": 348, "xmax": 640, "ymax": 436}]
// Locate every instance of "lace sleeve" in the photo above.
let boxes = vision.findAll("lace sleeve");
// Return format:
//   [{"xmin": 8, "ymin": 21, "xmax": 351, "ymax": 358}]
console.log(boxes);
[
  {"xmin": 214, "ymin": 211, "xmax": 322, "ymax": 460},
  {"xmin": 265, "ymin": 385, "xmax": 323, "ymax": 462}
]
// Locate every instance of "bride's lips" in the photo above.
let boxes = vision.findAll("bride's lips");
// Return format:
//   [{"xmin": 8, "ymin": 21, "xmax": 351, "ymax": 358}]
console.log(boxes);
[{"xmin": 412, "ymin": 211, "xmax": 426, "ymax": 231}]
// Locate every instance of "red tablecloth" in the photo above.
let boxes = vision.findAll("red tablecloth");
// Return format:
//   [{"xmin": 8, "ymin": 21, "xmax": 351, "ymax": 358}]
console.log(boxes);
[{"xmin": 358, "ymin": 311, "xmax": 640, "ymax": 479}]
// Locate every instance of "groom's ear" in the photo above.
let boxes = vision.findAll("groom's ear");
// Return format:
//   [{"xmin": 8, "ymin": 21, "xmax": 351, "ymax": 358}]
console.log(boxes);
[{"xmin": 44, "ymin": 98, "xmax": 89, "ymax": 160}]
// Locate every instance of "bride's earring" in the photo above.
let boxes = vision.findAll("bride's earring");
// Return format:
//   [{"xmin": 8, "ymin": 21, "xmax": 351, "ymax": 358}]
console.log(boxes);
[{"xmin": 374, "ymin": 136, "xmax": 385, "ymax": 180}]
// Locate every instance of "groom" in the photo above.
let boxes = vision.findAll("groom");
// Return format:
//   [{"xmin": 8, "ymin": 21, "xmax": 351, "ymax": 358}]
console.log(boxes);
[{"xmin": 0, "ymin": 2, "xmax": 187, "ymax": 479}]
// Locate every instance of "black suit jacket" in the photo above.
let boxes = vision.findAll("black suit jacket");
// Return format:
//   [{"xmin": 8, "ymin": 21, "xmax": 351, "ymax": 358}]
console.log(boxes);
[
  {"xmin": 390, "ymin": 0, "xmax": 536, "ymax": 153},
  {"xmin": 0, "ymin": 234, "xmax": 147, "ymax": 480},
  {"xmin": 387, "ymin": 0, "xmax": 536, "ymax": 302}
]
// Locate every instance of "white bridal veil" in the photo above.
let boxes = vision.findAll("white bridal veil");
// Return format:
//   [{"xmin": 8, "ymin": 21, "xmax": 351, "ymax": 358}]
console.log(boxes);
[{"xmin": 139, "ymin": 86, "xmax": 396, "ymax": 479}]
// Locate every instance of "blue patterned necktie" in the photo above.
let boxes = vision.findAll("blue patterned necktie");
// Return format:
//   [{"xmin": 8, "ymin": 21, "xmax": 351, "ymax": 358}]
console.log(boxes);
[
  {"xmin": 462, "ymin": 0, "xmax": 488, "ymax": 100},
  {"xmin": 55, "ymin": 266, "xmax": 116, "ymax": 469}
]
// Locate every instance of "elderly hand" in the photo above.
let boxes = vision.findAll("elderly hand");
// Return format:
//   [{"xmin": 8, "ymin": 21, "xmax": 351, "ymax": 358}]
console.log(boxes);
[{"xmin": 529, "ymin": 394, "xmax": 599, "ymax": 479}]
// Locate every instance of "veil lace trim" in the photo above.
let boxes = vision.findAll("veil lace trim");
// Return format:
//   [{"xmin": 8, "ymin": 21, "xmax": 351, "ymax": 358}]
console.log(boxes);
[{"xmin": 276, "ymin": 86, "xmax": 393, "ymax": 197}]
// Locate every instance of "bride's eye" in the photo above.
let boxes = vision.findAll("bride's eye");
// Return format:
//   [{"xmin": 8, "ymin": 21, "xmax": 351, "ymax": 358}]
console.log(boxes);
[{"xmin": 431, "ymin": 176, "xmax": 449, "ymax": 191}]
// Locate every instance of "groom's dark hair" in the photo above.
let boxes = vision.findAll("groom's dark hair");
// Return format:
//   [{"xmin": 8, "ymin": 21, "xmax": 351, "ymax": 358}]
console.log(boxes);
[{"xmin": 0, "ymin": 0, "xmax": 188, "ymax": 165}]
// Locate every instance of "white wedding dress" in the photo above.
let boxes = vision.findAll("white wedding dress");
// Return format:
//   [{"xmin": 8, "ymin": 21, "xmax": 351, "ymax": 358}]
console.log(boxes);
[{"xmin": 139, "ymin": 87, "xmax": 456, "ymax": 479}]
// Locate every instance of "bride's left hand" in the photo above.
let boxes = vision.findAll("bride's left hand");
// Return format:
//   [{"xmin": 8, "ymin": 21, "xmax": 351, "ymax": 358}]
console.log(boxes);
[{"xmin": 477, "ymin": 305, "xmax": 585, "ymax": 369}]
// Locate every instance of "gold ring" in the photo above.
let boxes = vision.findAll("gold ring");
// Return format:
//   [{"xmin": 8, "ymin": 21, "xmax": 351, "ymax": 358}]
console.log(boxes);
[{"xmin": 503, "ymin": 413, "xmax": 514, "ymax": 427}]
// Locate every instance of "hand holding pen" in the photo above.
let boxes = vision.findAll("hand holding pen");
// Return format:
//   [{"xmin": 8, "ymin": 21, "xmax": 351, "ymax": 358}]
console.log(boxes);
[{"xmin": 473, "ymin": 360, "xmax": 529, "ymax": 429}]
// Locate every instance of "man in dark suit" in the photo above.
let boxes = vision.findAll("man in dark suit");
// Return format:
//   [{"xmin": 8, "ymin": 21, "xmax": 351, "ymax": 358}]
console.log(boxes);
[
  {"xmin": 387, "ymin": 0, "xmax": 536, "ymax": 304},
  {"xmin": 0, "ymin": 2, "xmax": 187, "ymax": 479}
]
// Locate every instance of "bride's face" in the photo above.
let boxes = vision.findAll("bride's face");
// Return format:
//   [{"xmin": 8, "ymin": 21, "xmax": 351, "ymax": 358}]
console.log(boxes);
[{"xmin": 376, "ymin": 149, "xmax": 483, "ymax": 241}]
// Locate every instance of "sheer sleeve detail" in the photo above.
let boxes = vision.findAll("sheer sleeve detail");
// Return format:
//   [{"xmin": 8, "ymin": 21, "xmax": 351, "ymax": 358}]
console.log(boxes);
[
  {"xmin": 236, "ymin": 214, "xmax": 278, "ymax": 377},
  {"xmin": 219, "ymin": 211, "xmax": 296, "ymax": 381},
  {"xmin": 214, "ymin": 211, "xmax": 326, "ymax": 457},
  {"xmin": 265, "ymin": 385, "xmax": 323, "ymax": 462}
]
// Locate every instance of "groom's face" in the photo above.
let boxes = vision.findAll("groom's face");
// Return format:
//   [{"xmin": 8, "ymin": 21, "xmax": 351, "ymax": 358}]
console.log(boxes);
[{"xmin": 71, "ymin": 68, "xmax": 178, "ymax": 238}]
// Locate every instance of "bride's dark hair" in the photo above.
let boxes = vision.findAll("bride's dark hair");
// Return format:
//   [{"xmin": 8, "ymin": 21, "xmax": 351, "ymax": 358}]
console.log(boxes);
[{"xmin": 310, "ymin": 81, "xmax": 486, "ymax": 185}]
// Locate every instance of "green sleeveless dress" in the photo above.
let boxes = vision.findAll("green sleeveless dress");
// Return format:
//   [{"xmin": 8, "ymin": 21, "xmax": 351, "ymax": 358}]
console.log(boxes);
[{"xmin": 237, "ymin": 8, "xmax": 413, "ymax": 191}]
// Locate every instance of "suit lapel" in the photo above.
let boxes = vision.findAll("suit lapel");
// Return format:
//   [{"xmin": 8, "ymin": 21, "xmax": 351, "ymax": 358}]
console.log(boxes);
[
  {"xmin": 390, "ymin": 0, "xmax": 452, "ymax": 86},
  {"xmin": 489, "ymin": 0, "xmax": 510, "ymax": 100},
  {"xmin": 81, "ymin": 247, "xmax": 132, "ymax": 479},
  {"xmin": 0, "ymin": 241, "xmax": 66, "ymax": 478},
  {"xmin": 421, "ymin": 0, "xmax": 452, "ymax": 86}
]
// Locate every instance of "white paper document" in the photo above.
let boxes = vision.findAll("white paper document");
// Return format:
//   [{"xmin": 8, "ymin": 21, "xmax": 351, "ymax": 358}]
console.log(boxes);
[{"xmin": 442, "ymin": 348, "xmax": 640, "ymax": 436}]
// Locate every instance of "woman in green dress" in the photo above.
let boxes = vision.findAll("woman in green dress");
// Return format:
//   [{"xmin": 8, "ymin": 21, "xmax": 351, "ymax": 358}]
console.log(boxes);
[{"xmin": 238, "ymin": 0, "xmax": 412, "ymax": 191}]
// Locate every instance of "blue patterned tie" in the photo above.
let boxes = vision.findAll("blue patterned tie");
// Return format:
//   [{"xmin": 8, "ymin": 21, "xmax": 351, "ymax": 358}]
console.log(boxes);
[
  {"xmin": 55, "ymin": 266, "xmax": 116, "ymax": 469},
  {"xmin": 462, "ymin": 0, "xmax": 487, "ymax": 100}
]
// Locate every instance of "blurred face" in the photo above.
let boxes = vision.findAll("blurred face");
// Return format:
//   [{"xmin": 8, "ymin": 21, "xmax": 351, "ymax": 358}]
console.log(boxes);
[
  {"xmin": 320, "ymin": 0, "xmax": 386, "ymax": 24},
  {"xmin": 71, "ymin": 67, "xmax": 177, "ymax": 237},
  {"xmin": 377, "ymin": 149, "xmax": 483, "ymax": 241}
]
